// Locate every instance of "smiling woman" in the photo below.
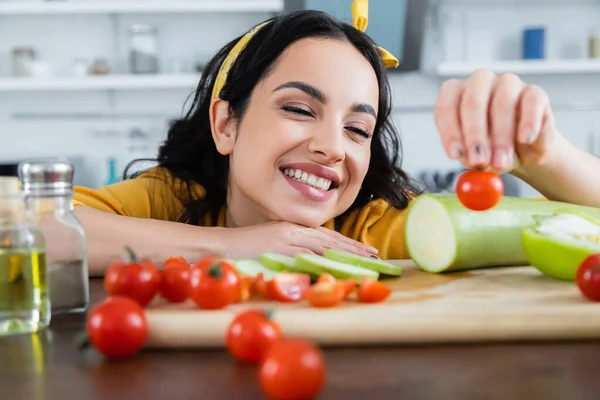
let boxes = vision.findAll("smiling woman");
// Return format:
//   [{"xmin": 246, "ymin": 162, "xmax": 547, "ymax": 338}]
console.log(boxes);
[
  {"xmin": 72, "ymin": 10, "xmax": 420, "ymax": 274},
  {"xmin": 71, "ymin": 8, "xmax": 600, "ymax": 275}
]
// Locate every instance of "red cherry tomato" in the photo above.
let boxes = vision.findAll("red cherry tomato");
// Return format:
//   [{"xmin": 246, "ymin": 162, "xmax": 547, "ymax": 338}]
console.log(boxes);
[
  {"xmin": 104, "ymin": 248, "xmax": 162, "ymax": 307},
  {"xmin": 86, "ymin": 296, "xmax": 148, "ymax": 359},
  {"xmin": 456, "ymin": 170, "xmax": 504, "ymax": 211},
  {"xmin": 306, "ymin": 281, "xmax": 346, "ymax": 308},
  {"xmin": 160, "ymin": 264, "xmax": 191, "ymax": 303},
  {"xmin": 163, "ymin": 256, "xmax": 189, "ymax": 270},
  {"xmin": 226, "ymin": 309, "xmax": 282, "ymax": 364},
  {"xmin": 267, "ymin": 273, "xmax": 311, "ymax": 302},
  {"xmin": 259, "ymin": 338, "xmax": 326, "ymax": 400},
  {"xmin": 188, "ymin": 257, "xmax": 241, "ymax": 310},
  {"xmin": 576, "ymin": 253, "xmax": 600, "ymax": 302},
  {"xmin": 357, "ymin": 278, "xmax": 392, "ymax": 303}
]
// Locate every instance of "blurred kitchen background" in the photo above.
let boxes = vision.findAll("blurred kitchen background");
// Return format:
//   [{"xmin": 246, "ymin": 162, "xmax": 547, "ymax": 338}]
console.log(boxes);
[{"xmin": 1, "ymin": 0, "xmax": 599, "ymax": 197}]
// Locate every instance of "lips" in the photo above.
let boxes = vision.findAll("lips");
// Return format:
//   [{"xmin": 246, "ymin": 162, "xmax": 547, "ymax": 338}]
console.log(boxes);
[{"xmin": 279, "ymin": 162, "xmax": 340, "ymax": 190}]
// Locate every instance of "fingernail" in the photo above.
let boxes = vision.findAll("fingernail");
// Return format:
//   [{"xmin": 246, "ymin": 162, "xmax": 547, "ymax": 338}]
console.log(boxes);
[
  {"xmin": 370, "ymin": 255, "xmax": 380, "ymax": 260},
  {"xmin": 365, "ymin": 245, "xmax": 378, "ymax": 254},
  {"xmin": 492, "ymin": 147, "xmax": 512, "ymax": 170},
  {"xmin": 520, "ymin": 127, "xmax": 537, "ymax": 144},
  {"xmin": 469, "ymin": 144, "xmax": 488, "ymax": 166},
  {"xmin": 448, "ymin": 141, "xmax": 464, "ymax": 159}
]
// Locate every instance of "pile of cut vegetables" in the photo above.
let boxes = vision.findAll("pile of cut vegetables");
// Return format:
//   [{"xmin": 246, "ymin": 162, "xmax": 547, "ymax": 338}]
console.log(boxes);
[{"xmin": 82, "ymin": 248, "xmax": 400, "ymax": 399}]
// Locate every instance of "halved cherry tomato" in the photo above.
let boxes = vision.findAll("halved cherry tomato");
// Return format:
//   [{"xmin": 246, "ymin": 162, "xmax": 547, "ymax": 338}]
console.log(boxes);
[
  {"xmin": 317, "ymin": 273, "xmax": 355, "ymax": 300},
  {"xmin": 188, "ymin": 257, "xmax": 241, "ymax": 310},
  {"xmin": 456, "ymin": 170, "xmax": 504, "ymax": 211},
  {"xmin": 86, "ymin": 296, "xmax": 148, "ymax": 359},
  {"xmin": 357, "ymin": 278, "xmax": 392, "ymax": 303},
  {"xmin": 255, "ymin": 273, "xmax": 271, "ymax": 299},
  {"xmin": 306, "ymin": 281, "xmax": 345, "ymax": 308},
  {"xmin": 226, "ymin": 309, "xmax": 282, "ymax": 364},
  {"xmin": 341, "ymin": 280, "xmax": 357, "ymax": 299},
  {"xmin": 104, "ymin": 247, "xmax": 162, "ymax": 307},
  {"xmin": 235, "ymin": 275, "xmax": 257, "ymax": 303},
  {"xmin": 317, "ymin": 273, "xmax": 337, "ymax": 285},
  {"xmin": 267, "ymin": 273, "xmax": 311, "ymax": 302},
  {"xmin": 576, "ymin": 253, "xmax": 600, "ymax": 302},
  {"xmin": 159, "ymin": 263, "xmax": 191, "ymax": 303},
  {"xmin": 259, "ymin": 338, "xmax": 326, "ymax": 400}
]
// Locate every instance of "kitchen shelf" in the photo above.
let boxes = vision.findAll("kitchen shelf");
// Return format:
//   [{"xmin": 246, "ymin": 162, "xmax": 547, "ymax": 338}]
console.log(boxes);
[
  {"xmin": 436, "ymin": 59, "xmax": 600, "ymax": 76},
  {"xmin": 0, "ymin": 0, "xmax": 284, "ymax": 15},
  {"xmin": 0, "ymin": 74, "xmax": 201, "ymax": 91}
]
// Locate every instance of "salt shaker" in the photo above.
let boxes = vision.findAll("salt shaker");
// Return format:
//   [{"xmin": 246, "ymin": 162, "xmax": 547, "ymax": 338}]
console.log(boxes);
[
  {"xmin": 18, "ymin": 159, "xmax": 89, "ymax": 314},
  {"xmin": 0, "ymin": 177, "xmax": 49, "ymax": 336}
]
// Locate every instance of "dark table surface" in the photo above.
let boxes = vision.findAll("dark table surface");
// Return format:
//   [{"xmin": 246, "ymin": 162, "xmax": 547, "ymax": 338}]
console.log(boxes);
[{"xmin": 2, "ymin": 279, "xmax": 600, "ymax": 400}]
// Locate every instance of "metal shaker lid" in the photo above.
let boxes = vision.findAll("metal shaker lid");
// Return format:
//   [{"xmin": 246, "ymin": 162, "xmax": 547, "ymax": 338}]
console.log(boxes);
[{"xmin": 18, "ymin": 158, "xmax": 74, "ymax": 195}]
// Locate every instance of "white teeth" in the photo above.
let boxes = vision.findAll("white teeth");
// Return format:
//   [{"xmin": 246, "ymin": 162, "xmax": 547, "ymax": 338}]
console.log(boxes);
[{"xmin": 282, "ymin": 168, "xmax": 333, "ymax": 191}]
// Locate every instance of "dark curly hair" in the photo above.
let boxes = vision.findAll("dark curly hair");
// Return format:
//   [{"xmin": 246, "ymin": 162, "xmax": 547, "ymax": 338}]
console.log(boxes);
[{"xmin": 126, "ymin": 10, "xmax": 421, "ymax": 226}]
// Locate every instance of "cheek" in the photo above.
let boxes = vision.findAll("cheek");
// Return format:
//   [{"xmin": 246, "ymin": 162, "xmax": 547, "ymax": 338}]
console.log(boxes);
[{"xmin": 347, "ymin": 146, "xmax": 371, "ymax": 184}]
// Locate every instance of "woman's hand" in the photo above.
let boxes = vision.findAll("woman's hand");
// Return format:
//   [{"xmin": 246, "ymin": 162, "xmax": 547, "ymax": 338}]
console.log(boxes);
[
  {"xmin": 219, "ymin": 221, "xmax": 378, "ymax": 260},
  {"xmin": 434, "ymin": 69, "xmax": 560, "ymax": 174}
]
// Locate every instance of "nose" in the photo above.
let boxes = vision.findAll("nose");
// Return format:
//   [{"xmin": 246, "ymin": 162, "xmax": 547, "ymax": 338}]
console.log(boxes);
[{"xmin": 307, "ymin": 122, "xmax": 345, "ymax": 164}]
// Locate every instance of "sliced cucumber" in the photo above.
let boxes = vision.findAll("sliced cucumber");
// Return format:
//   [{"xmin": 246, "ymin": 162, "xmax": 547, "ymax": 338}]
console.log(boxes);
[
  {"xmin": 232, "ymin": 259, "xmax": 278, "ymax": 280},
  {"xmin": 322, "ymin": 249, "xmax": 402, "ymax": 276},
  {"xmin": 294, "ymin": 254, "xmax": 379, "ymax": 282},
  {"xmin": 260, "ymin": 252, "xmax": 318, "ymax": 277}
]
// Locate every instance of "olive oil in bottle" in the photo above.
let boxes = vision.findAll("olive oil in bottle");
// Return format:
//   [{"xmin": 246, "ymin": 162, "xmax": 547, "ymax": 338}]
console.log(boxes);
[
  {"xmin": 0, "ymin": 247, "xmax": 49, "ymax": 336},
  {"xmin": 0, "ymin": 177, "xmax": 49, "ymax": 336}
]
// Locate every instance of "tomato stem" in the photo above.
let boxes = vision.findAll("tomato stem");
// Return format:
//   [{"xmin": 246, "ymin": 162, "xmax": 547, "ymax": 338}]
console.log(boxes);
[
  {"xmin": 77, "ymin": 333, "xmax": 92, "ymax": 352},
  {"xmin": 263, "ymin": 307, "xmax": 275, "ymax": 321},
  {"xmin": 208, "ymin": 262, "xmax": 223, "ymax": 279},
  {"xmin": 125, "ymin": 246, "xmax": 137, "ymax": 262}
]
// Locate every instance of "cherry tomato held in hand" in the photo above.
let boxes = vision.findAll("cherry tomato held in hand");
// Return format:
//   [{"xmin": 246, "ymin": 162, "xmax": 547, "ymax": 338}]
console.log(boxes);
[
  {"xmin": 104, "ymin": 247, "xmax": 162, "ymax": 307},
  {"xmin": 226, "ymin": 309, "xmax": 282, "ymax": 364},
  {"xmin": 188, "ymin": 257, "xmax": 241, "ymax": 310},
  {"xmin": 160, "ymin": 263, "xmax": 191, "ymax": 303},
  {"xmin": 86, "ymin": 296, "xmax": 148, "ymax": 359},
  {"xmin": 259, "ymin": 338, "xmax": 326, "ymax": 400},
  {"xmin": 576, "ymin": 253, "xmax": 600, "ymax": 302},
  {"xmin": 456, "ymin": 170, "xmax": 504, "ymax": 211}
]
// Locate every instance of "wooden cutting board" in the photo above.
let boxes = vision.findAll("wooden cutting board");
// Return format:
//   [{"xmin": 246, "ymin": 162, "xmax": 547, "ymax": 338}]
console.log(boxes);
[{"xmin": 143, "ymin": 260, "xmax": 600, "ymax": 348}]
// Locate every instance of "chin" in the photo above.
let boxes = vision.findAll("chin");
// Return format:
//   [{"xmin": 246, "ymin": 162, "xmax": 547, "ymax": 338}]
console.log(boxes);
[{"xmin": 268, "ymin": 207, "xmax": 335, "ymax": 228}]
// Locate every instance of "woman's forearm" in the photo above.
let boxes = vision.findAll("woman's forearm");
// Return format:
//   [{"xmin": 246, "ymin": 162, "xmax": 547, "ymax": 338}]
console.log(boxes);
[
  {"xmin": 75, "ymin": 206, "xmax": 226, "ymax": 276},
  {"xmin": 512, "ymin": 134, "xmax": 600, "ymax": 208}
]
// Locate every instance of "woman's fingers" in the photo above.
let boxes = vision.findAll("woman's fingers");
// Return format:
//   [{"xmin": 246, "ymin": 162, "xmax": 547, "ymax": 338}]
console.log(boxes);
[
  {"xmin": 489, "ymin": 73, "xmax": 525, "ymax": 171},
  {"xmin": 517, "ymin": 84, "xmax": 550, "ymax": 144},
  {"xmin": 294, "ymin": 226, "xmax": 376, "ymax": 257},
  {"xmin": 459, "ymin": 69, "xmax": 496, "ymax": 168},
  {"xmin": 434, "ymin": 79, "xmax": 465, "ymax": 160}
]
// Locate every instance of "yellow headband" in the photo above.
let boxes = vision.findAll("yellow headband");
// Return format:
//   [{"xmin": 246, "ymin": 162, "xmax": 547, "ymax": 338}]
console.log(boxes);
[{"xmin": 211, "ymin": 0, "xmax": 399, "ymax": 101}]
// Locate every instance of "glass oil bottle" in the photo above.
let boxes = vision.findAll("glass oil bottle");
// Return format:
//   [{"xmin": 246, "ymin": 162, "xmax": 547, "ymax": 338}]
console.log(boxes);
[{"xmin": 0, "ymin": 177, "xmax": 49, "ymax": 336}]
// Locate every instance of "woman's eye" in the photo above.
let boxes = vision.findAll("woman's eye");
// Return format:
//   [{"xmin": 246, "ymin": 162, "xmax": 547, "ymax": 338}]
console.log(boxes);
[
  {"xmin": 346, "ymin": 126, "xmax": 372, "ymax": 139},
  {"xmin": 281, "ymin": 105, "xmax": 313, "ymax": 117}
]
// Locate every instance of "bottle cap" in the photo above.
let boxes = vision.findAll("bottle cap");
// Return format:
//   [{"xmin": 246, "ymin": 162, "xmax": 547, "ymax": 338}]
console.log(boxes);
[{"xmin": 18, "ymin": 158, "xmax": 74, "ymax": 196}]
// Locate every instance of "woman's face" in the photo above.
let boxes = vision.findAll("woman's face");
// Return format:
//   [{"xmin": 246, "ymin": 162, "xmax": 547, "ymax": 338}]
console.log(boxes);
[{"xmin": 213, "ymin": 37, "xmax": 380, "ymax": 228}]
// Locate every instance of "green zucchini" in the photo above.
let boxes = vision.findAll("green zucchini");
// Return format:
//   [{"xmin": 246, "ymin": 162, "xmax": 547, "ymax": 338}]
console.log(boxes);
[
  {"xmin": 322, "ymin": 249, "xmax": 402, "ymax": 276},
  {"xmin": 404, "ymin": 193, "xmax": 599, "ymax": 273},
  {"xmin": 231, "ymin": 259, "xmax": 278, "ymax": 280},
  {"xmin": 294, "ymin": 254, "xmax": 379, "ymax": 282},
  {"xmin": 522, "ymin": 208, "xmax": 600, "ymax": 280}
]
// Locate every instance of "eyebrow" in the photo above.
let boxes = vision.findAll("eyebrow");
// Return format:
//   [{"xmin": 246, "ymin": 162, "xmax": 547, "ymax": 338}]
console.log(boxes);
[{"xmin": 273, "ymin": 81, "xmax": 377, "ymax": 118}]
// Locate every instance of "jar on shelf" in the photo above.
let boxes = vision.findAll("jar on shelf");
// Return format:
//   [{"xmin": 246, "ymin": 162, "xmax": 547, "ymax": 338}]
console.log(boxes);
[
  {"xmin": 0, "ymin": 177, "xmax": 49, "ymax": 337},
  {"xmin": 12, "ymin": 47, "xmax": 36, "ymax": 77},
  {"xmin": 590, "ymin": 27, "xmax": 600, "ymax": 59},
  {"xmin": 129, "ymin": 24, "xmax": 159, "ymax": 74},
  {"xmin": 18, "ymin": 159, "xmax": 89, "ymax": 315}
]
